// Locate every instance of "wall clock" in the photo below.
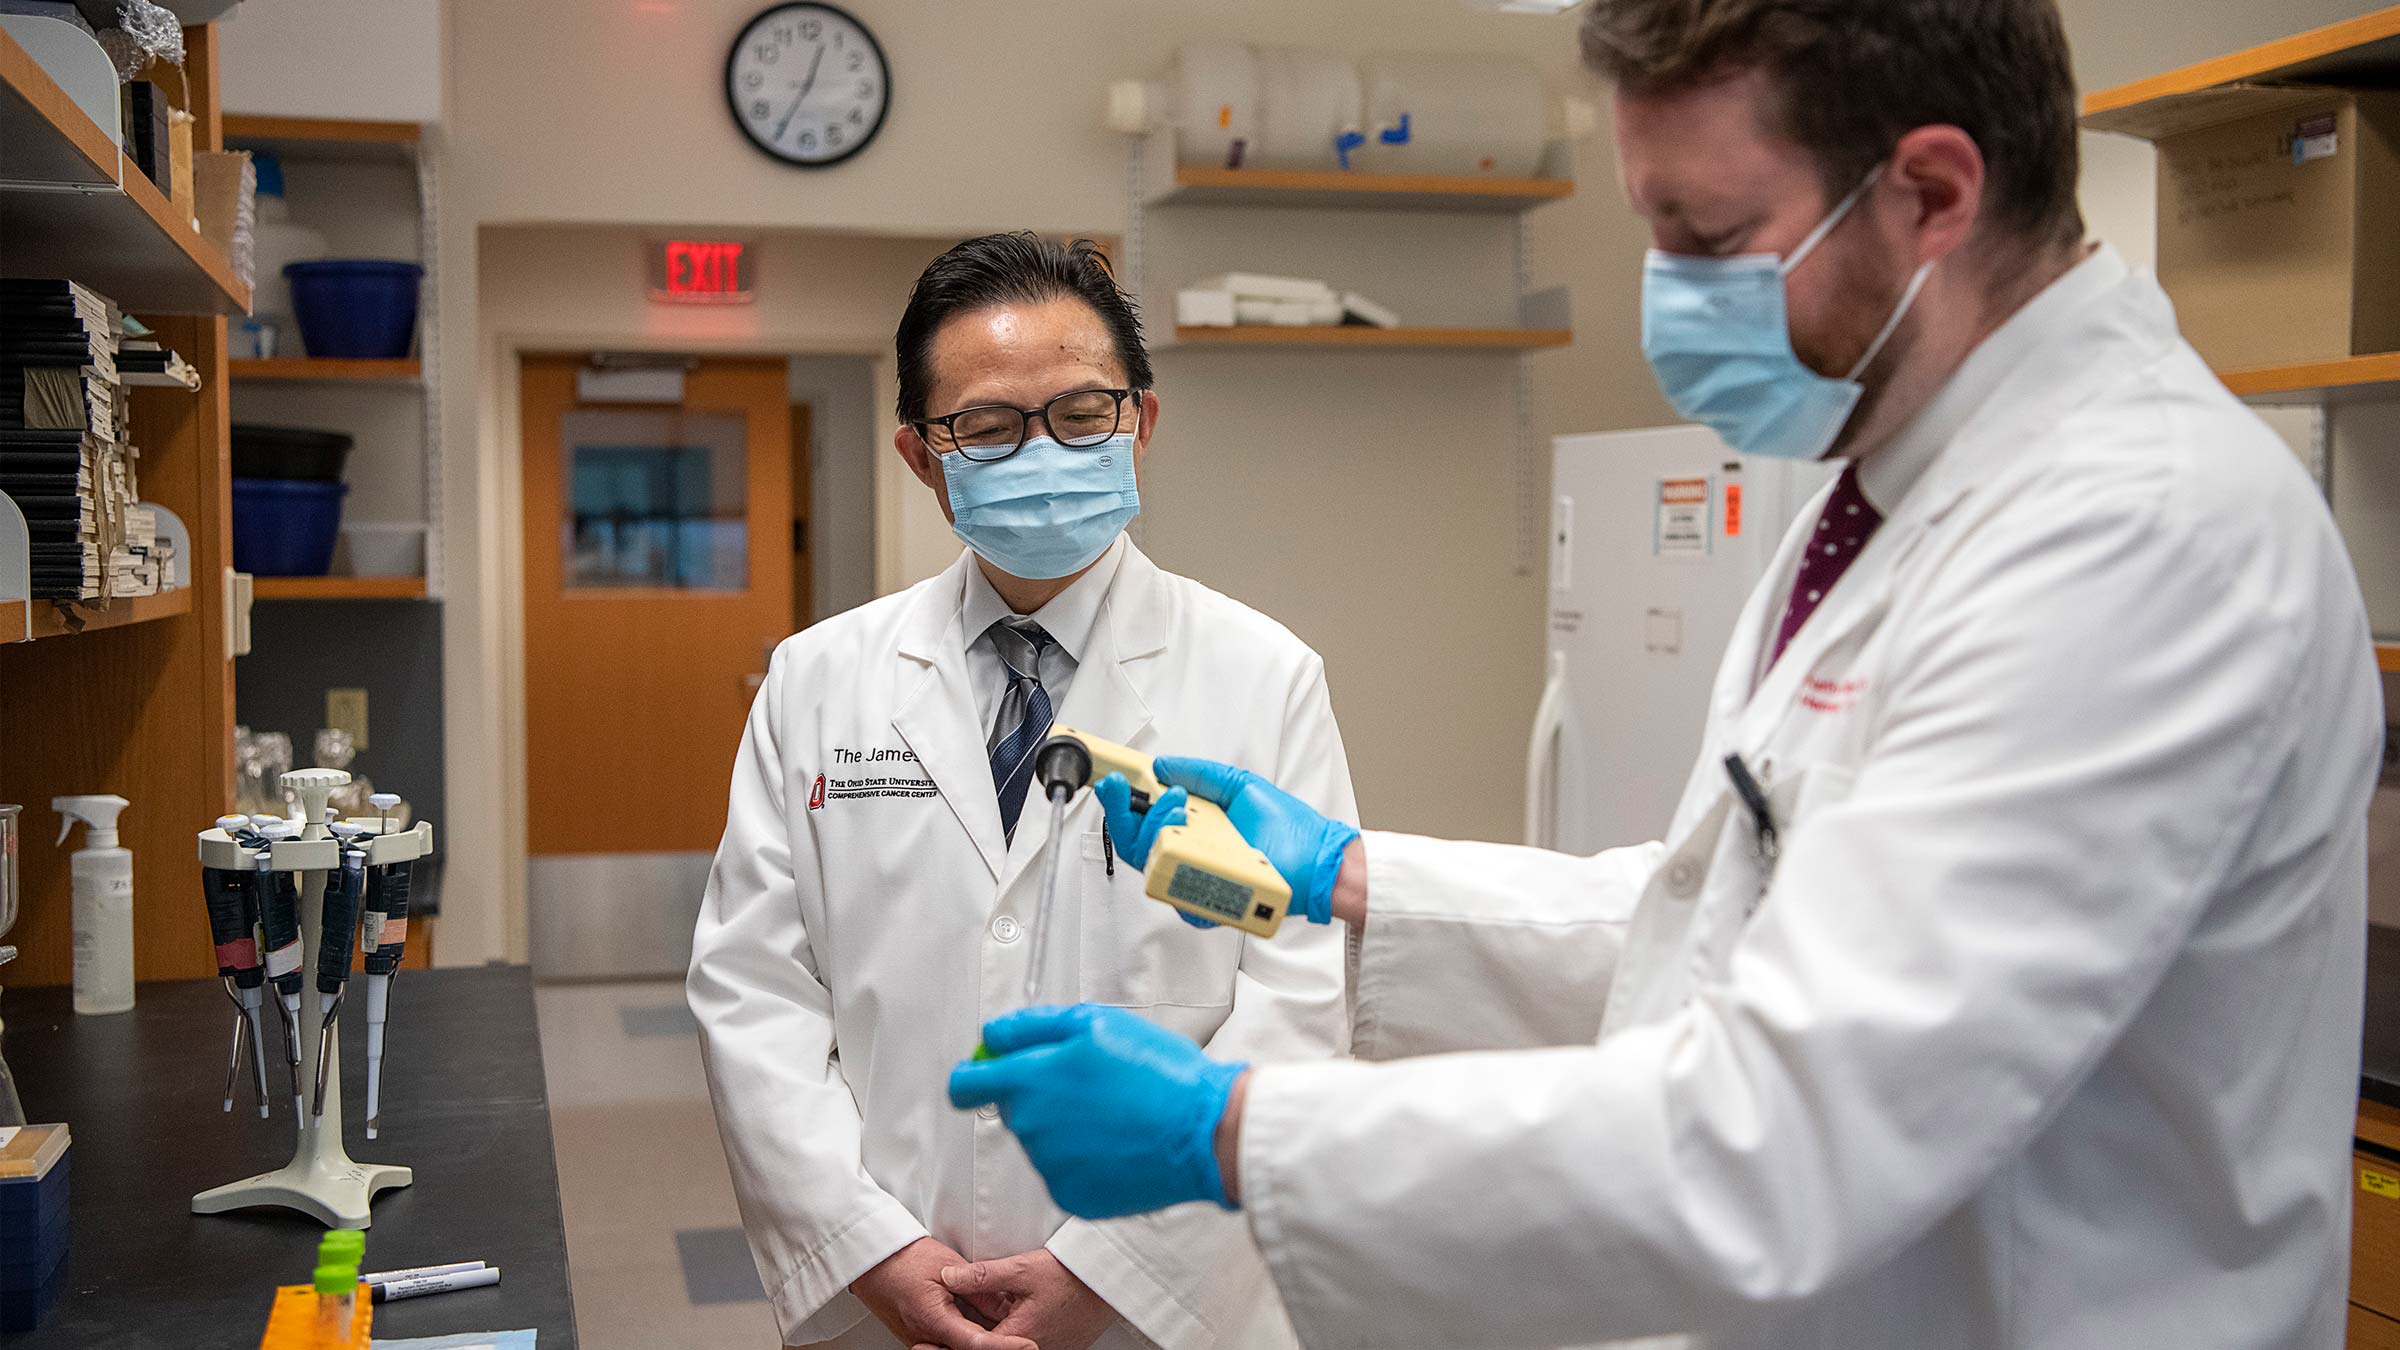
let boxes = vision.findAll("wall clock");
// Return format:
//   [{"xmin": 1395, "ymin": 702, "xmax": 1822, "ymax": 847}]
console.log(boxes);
[{"xmin": 725, "ymin": 3, "xmax": 890, "ymax": 167}]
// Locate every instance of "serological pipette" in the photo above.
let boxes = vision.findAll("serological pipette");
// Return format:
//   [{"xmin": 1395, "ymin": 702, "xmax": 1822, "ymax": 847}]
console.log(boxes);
[
  {"xmin": 1024, "ymin": 734, "xmax": 1096, "ymax": 1006},
  {"xmin": 360, "ymin": 847, "xmax": 416, "ymax": 1139},
  {"xmin": 310, "ymin": 824, "xmax": 367, "ymax": 1116}
]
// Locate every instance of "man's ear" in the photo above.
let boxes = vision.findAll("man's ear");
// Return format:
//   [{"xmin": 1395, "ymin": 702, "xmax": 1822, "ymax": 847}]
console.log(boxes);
[
  {"xmin": 896, "ymin": 423, "xmax": 942, "ymax": 492},
  {"xmin": 1132, "ymin": 389, "xmax": 1162, "ymax": 465}
]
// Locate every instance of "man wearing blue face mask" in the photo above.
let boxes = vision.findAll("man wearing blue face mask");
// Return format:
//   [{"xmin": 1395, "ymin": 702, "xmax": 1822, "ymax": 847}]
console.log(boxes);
[
  {"xmin": 688, "ymin": 233, "xmax": 1355, "ymax": 1350},
  {"xmin": 951, "ymin": 3, "xmax": 2381, "ymax": 1349}
]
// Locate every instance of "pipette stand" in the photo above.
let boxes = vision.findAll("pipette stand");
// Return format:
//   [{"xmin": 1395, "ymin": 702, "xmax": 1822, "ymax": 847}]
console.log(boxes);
[{"xmin": 191, "ymin": 768, "xmax": 434, "ymax": 1229}]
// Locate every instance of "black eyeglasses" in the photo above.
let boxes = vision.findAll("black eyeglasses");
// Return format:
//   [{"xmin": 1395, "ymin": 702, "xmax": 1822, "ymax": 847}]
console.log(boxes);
[{"xmin": 909, "ymin": 388, "xmax": 1141, "ymax": 463}]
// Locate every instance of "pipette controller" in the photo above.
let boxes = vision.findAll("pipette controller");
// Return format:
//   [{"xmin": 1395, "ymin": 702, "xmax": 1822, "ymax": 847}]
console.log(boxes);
[
  {"xmin": 1046, "ymin": 725, "xmax": 1293, "ymax": 936},
  {"xmin": 359, "ymin": 842, "xmax": 415, "ymax": 1139},
  {"xmin": 310, "ymin": 825, "xmax": 367, "ymax": 1116},
  {"xmin": 204, "ymin": 816, "xmax": 273, "ymax": 1117}
]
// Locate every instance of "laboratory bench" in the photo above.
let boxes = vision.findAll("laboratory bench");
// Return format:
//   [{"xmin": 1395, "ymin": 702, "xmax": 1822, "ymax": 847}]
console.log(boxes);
[{"xmin": 0, "ymin": 965, "xmax": 577, "ymax": 1348}]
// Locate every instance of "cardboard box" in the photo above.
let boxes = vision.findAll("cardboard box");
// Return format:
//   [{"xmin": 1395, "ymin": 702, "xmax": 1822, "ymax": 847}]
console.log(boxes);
[
  {"xmin": 2359, "ymin": 1149, "xmax": 2400, "ymax": 1322},
  {"xmin": 2152, "ymin": 90, "xmax": 2400, "ymax": 372}
]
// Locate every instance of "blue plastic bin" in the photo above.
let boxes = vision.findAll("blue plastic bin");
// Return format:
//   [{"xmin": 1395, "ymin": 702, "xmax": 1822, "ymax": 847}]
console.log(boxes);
[
  {"xmin": 232, "ymin": 478, "xmax": 348, "ymax": 576},
  {"xmin": 286, "ymin": 259, "xmax": 424, "ymax": 359}
]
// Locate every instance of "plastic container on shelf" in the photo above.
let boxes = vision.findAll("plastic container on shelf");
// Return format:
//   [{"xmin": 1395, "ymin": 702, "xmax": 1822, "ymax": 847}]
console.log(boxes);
[
  {"xmin": 338, "ymin": 523, "xmax": 425, "ymax": 578},
  {"xmin": 1350, "ymin": 54, "xmax": 1547, "ymax": 176},
  {"xmin": 1251, "ymin": 47, "xmax": 1361, "ymax": 171},
  {"xmin": 231, "ymin": 478, "xmax": 347, "ymax": 576},
  {"xmin": 286, "ymin": 260, "xmax": 423, "ymax": 359},
  {"xmin": 1170, "ymin": 40, "xmax": 1260, "ymax": 169},
  {"xmin": 247, "ymin": 154, "xmax": 329, "ymax": 340},
  {"xmin": 231, "ymin": 424, "xmax": 352, "ymax": 482}
]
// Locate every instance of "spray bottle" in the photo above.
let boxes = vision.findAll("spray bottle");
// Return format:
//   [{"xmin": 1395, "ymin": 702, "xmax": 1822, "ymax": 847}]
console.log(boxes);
[{"xmin": 54, "ymin": 795, "xmax": 133, "ymax": 1015}]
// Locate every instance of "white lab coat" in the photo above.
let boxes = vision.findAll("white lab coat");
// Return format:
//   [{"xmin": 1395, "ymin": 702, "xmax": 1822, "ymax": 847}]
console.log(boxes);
[
  {"xmin": 1238, "ymin": 248, "xmax": 2382, "ymax": 1350},
  {"xmin": 690, "ymin": 542, "xmax": 1354, "ymax": 1350}
]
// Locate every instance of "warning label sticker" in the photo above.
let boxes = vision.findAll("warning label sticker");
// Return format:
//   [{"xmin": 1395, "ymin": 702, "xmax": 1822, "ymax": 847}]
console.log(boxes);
[{"xmin": 1656, "ymin": 476, "xmax": 1711, "ymax": 558}]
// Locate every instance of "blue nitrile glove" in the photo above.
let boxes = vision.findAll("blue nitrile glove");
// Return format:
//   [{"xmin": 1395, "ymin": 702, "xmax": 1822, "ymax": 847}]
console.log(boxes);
[
  {"xmin": 1093, "ymin": 776, "xmax": 1218, "ymax": 929},
  {"xmin": 1159, "ymin": 756, "xmax": 1357, "ymax": 925},
  {"xmin": 948, "ymin": 1004, "xmax": 1246, "ymax": 1220}
]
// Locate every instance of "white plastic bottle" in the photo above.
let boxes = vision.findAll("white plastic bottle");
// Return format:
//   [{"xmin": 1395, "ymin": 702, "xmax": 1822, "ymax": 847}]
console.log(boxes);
[{"xmin": 54, "ymin": 795, "xmax": 133, "ymax": 1015}]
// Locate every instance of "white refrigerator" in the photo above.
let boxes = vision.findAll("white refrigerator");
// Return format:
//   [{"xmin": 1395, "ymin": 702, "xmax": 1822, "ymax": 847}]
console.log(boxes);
[{"xmin": 1527, "ymin": 425, "xmax": 1836, "ymax": 853}]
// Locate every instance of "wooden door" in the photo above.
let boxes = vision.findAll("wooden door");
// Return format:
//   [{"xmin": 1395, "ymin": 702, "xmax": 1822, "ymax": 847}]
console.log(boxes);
[{"xmin": 519, "ymin": 357, "xmax": 790, "ymax": 975}]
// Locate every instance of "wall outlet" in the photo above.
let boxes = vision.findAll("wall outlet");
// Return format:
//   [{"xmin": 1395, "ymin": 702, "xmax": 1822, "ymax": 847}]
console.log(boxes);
[{"xmin": 327, "ymin": 687, "xmax": 369, "ymax": 752}]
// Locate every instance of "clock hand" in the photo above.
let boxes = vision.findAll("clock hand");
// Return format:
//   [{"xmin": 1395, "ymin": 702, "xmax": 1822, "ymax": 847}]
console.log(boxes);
[{"xmin": 774, "ymin": 45, "xmax": 828, "ymax": 142}]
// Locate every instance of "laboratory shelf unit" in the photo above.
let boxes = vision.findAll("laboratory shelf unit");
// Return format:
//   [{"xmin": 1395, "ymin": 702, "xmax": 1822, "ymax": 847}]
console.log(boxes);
[
  {"xmin": 219, "ymin": 113, "xmax": 418, "ymax": 162},
  {"xmin": 1153, "ymin": 164, "xmax": 1574, "ymax": 213},
  {"xmin": 2080, "ymin": 7, "xmax": 2400, "ymax": 134},
  {"xmin": 230, "ymin": 357, "xmax": 421, "ymax": 383},
  {"xmin": 252, "ymin": 575, "xmax": 427, "ymax": 601},
  {"xmin": 0, "ymin": 29, "xmax": 251, "ymax": 314},
  {"xmin": 2216, "ymin": 353, "xmax": 2400, "ymax": 405},
  {"xmin": 1172, "ymin": 324, "xmax": 1572, "ymax": 351},
  {"xmin": 2377, "ymin": 641, "xmax": 2400, "ymax": 675},
  {"xmin": 0, "ymin": 21, "xmax": 242, "ymax": 995},
  {"xmin": 21, "ymin": 588, "xmax": 193, "ymax": 641}
]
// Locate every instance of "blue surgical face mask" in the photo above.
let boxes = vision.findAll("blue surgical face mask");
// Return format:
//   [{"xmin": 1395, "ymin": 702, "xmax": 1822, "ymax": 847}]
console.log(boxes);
[
  {"xmin": 1641, "ymin": 167, "xmax": 1935, "ymax": 461},
  {"xmin": 941, "ymin": 432, "xmax": 1141, "ymax": 580}
]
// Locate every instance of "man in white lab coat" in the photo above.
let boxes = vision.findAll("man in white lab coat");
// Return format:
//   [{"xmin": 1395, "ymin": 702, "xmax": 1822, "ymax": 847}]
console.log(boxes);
[
  {"xmin": 952, "ymin": 4, "xmax": 2382, "ymax": 1348},
  {"xmin": 689, "ymin": 234, "xmax": 1354, "ymax": 1350}
]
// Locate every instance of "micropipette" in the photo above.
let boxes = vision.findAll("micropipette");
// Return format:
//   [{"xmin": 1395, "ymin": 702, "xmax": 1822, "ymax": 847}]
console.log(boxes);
[
  {"xmin": 204, "ymin": 815, "xmax": 273, "ymax": 1117},
  {"xmin": 310, "ymin": 824, "xmax": 367, "ymax": 1116},
  {"xmin": 252, "ymin": 822, "xmax": 308, "ymax": 1122},
  {"xmin": 359, "ymin": 844, "xmax": 416, "ymax": 1139}
]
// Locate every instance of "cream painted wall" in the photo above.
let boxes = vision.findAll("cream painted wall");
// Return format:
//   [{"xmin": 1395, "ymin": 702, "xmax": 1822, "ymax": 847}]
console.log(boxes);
[{"xmin": 219, "ymin": 0, "xmax": 441, "ymax": 122}]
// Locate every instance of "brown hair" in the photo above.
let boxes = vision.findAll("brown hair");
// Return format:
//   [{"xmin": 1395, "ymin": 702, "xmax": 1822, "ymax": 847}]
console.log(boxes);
[{"xmin": 1581, "ymin": 0, "xmax": 2084, "ymax": 250}]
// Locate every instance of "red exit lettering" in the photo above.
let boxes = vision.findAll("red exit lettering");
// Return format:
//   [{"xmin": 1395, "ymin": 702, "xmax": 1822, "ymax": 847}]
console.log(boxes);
[{"xmin": 662, "ymin": 240, "xmax": 747, "ymax": 297}]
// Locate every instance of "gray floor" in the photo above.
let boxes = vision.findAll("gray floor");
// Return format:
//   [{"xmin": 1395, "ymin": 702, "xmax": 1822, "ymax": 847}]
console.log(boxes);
[{"xmin": 536, "ymin": 979, "xmax": 780, "ymax": 1349}]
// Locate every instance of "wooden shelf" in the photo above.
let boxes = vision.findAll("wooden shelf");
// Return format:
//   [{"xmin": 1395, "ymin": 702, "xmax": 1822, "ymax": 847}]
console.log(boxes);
[
  {"xmin": 14, "ymin": 586, "xmax": 192, "ymax": 642},
  {"xmin": 1154, "ymin": 164, "xmax": 1573, "ymax": 213},
  {"xmin": 2083, "ymin": 6, "xmax": 2400, "ymax": 137},
  {"xmin": 252, "ymin": 575, "xmax": 427, "ymax": 601},
  {"xmin": 231, "ymin": 357, "xmax": 422, "ymax": 383},
  {"xmin": 0, "ymin": 30, "xmax": 251, "ymax": 314},
  {"xmin": 222, "ymin": 113, "xmax": 420, "ymax": 165},
  {"xmin": 2377, "ymin": 642, "xmax": 2400, "ymax": 675},
  {"xmin": 1173, "ymin": 325, "xmax": 1572, "ymax": 351},
  {"xmin": 2218, "ymin": 352, "xmax": 2400, "ymax": 403}
]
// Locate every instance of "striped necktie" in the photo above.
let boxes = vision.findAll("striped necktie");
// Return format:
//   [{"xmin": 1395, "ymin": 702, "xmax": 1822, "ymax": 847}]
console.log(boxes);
[{"xmin": 987, "ymin": 617, "xmax": 1055, "ymax": 840}]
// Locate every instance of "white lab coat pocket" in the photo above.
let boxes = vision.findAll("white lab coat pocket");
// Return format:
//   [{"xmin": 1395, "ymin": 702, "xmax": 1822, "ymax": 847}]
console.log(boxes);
[{"xmin": 1077, "ymin": 830, "xmax": 1241, "ymax": 1009}]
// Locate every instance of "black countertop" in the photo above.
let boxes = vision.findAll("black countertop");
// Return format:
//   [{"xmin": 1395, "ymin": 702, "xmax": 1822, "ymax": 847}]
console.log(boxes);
[{"xmin": 0, "ymin": 965, "xmax": 577, "ymax": 1348}]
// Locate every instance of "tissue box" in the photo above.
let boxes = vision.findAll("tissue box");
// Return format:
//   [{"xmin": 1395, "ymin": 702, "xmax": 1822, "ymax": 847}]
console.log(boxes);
[{"xmin": 0, "ymin": 1125, "xmax": 71, "ymax": 1334}]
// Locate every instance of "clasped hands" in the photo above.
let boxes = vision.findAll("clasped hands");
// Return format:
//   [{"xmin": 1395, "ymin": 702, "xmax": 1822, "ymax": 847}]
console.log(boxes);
[{"xmin": 851, "ymin": 1237, "xmax": 1114, "ymax": 1350}]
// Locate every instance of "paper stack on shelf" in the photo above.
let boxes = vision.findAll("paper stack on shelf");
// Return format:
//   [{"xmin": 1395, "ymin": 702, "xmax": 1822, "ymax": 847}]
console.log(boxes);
[
  {"xmin": 1175, "ymin": 272, "xmax": 1400, "ymax": 328},
  {"xmin": 118, "ymin": 339, "xmax": 200, "ymax": 390},
  {"xmin": 0, "ymin": 280, "xmax": 155, "ymax": 603}
]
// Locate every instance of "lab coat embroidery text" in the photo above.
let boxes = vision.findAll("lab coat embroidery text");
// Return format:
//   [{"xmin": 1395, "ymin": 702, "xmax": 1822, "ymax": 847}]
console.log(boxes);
[{"xmin": 1798, "ymin": 676, "xmax": 1868, "ymax": 714}]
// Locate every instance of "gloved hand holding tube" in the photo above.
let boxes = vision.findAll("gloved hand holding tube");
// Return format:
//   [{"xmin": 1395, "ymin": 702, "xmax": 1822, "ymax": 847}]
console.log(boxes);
[
  {"xmin": 949, "ymin": 1004, "xmax": 1245, "ymax": 1221},
  {"xmin": 1096, "ymin": 757, "xmax": 1359, "ymax": 927}
]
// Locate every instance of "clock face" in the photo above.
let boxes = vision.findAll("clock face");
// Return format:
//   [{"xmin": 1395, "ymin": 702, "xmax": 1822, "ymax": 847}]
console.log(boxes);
[{"xmin": 725, "ymin": 3, "xmax": 890, "ymax": 167}]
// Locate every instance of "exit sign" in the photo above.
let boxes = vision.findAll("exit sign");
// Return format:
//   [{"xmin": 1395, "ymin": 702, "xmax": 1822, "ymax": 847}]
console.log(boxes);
[{"xmin": 650, "ymin": 239, "xmax": 754, "ymax": 304}]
